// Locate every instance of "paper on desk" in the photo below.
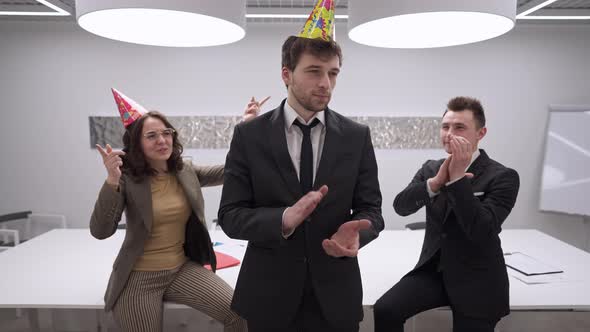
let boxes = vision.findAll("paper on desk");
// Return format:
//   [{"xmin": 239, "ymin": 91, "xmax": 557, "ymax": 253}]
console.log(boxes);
[
  {"xmin": 504, "ymin": 252, "xmax": 563, "ymax": 276},
  {"xmin": 209, "ymin": 227, "xmax": 247, "ymax": 257},
  {"xmin": 504, "ymin": 252, "xmax": 584, "ymax": 284},
  {"xmin": 507, "ymin": 268, "xmax": 570, "ymax": 284}
]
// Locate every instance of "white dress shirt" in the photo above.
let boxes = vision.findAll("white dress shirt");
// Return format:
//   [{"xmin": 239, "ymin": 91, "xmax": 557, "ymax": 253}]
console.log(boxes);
[
  {"xmin": 283, "ymin": 101, "xmax": 326, "ymax": 182},
  {"xmin": 281, "ymin": 101, "xmax": 327, "ymax": 237}
]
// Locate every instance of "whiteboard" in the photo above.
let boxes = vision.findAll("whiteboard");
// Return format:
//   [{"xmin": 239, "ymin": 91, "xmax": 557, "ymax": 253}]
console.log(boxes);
[{"xmin": 539, "ymin": 106, "xmax": 590, "ymax": 216}]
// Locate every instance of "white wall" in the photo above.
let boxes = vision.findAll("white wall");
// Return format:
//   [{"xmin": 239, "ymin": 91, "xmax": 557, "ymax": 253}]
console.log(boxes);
[{"xmin": 0, "ymin": 20, "xmax": 589, "ymax": 250}]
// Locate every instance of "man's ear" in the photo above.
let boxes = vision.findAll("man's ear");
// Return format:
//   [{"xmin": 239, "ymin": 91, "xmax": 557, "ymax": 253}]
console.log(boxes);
[
  {"xmin": 477, "ymin": 127, "xmax": 487, "ymax": 141},
  {"xmin": 281, "ymin": 67, "xmax": 291, "ymax": 87}
]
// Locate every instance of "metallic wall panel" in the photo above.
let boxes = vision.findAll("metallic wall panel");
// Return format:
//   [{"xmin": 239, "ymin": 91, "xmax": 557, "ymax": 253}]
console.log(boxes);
[{"xmin": 89, "ymin": 115, "xmax": 441, "ymax": 149}]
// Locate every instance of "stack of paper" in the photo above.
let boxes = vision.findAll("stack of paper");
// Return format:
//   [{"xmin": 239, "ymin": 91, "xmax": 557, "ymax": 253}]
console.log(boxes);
[
  {"xmin": 504, "ymin": 252, "xmax": 563, "ymax": 276},
  {"xmin": 504, "ymin": 252, "xmax": 566, "ymax": 284}
]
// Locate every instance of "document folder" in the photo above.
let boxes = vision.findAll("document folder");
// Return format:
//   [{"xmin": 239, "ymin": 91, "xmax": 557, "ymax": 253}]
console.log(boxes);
[
  {"xmin": 504, "ymin": 252, "xmax": 563, "ymax": 276},
  {"xmin": 204, "ymin": 251, "xmax": 241, "ymax": 270}
]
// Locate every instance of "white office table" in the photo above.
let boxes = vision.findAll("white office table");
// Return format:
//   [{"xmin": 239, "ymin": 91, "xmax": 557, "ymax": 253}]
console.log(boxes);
[
  {"xmin": 1, "ymin": 229, "xmax": 589, "ymax": 331},
  {"xmin": 359, "ymin": 230, "xmax": 590, "ymax": 310}
]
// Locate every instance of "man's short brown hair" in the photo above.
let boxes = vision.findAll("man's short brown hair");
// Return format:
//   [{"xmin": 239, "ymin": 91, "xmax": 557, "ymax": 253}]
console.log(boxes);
[
  {"xmin": 281, "ymin": 35, "xmax": 342, "ymax": 71},
  {"xmin": 445, "ymin": 96, "xmax": 486, "ymax": 128}
]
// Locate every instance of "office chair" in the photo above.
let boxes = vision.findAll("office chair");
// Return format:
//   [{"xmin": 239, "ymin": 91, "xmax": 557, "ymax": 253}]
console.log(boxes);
[{"xmin": 405, "ymin": 221, "xmax": 426, "ymax": 230}]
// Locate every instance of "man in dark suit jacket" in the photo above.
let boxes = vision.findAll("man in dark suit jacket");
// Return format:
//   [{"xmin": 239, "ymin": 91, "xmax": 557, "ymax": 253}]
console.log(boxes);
[
  {"xmin": 218, "ymin": 35, "xmax": 384, "ymax": 332},
  {"xmin": 374, "ymin": 96, "xmax": 520, "ymax": 332}
]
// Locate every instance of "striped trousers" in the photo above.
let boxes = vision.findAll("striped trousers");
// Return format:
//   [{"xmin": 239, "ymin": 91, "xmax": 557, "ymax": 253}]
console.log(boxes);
[{"xmin": 113, "ymin": 260, "xmax": 247, "ymax": 332}]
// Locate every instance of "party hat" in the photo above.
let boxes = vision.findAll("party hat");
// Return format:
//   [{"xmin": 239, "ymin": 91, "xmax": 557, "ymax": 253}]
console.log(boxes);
[
  {"xmin": 111, "ymin": 88, "xmax": 146, "ymax": 128},
  {"xmin": 298, "ymin": 0, "xmax": 335, "ymax": 41}
]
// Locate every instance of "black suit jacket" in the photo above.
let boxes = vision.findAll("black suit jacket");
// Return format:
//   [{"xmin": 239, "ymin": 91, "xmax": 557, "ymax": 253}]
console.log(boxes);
[
  {"xmin": 394, "ymin": 149, "xmax": 519, "ymax": 319},
  {"xmin": 218, "ymin": 100, "xmax": 384, "ymax": 328}
]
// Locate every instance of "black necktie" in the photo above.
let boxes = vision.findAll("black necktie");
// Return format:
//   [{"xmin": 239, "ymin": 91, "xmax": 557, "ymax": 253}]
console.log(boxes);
[{"xmin": 293, "ymin": 118, "xmax": 320, "ymax": 194}]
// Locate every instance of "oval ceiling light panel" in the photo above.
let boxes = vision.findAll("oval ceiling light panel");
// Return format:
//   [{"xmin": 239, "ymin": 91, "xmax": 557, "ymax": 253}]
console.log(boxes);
[
  {"xmin": 76, "ymin": 0, "xmax": 246, "ymax": 47},
  {"xmin": 348, "ymin": 0, "xmax": 516, "ymax": 49}
]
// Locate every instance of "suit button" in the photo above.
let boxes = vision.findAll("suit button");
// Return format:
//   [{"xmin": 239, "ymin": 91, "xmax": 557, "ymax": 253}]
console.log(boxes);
[{"xmin": 441, "ymin": 233, "xmax": 447, "ymax": 239}]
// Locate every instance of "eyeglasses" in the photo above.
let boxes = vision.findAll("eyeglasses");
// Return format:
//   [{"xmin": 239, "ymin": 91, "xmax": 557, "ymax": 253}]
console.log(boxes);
[{"xmin": 143, "ymin": 128, "xmax": 176, "ymax": 141}]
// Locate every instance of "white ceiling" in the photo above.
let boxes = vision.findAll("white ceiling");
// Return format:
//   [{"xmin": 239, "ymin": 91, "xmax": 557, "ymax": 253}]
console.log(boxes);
[{"xmin": 0, "ymin": 0, "xmax": 589, "ymax": 22}]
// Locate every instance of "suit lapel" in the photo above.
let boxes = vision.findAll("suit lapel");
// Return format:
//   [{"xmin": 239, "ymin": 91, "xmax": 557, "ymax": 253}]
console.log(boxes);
[
  {"xmin": 126, "ymin": 176, "xmax": 153, "ymax": 232},
  {"xmin": 466, "ymin": 149, "xmax": 491, "ymax": 188},
  {"xmin": 127, "ymin": 165, "xmax": 204, "ymax": 233},
  {"xmin": 270, "ymin": 100, "xmax": 302, "ymax": 199},
  {"xmin": 314, "ymin": 108, "xmax": 343, "ymax": 190},
  {"xmin": 177, "ymin": 164, "xmax": 203, "ymax": 219},
  {"xmin": 442, "ymin": 149, "xmax": 491, "ymax": 222}
]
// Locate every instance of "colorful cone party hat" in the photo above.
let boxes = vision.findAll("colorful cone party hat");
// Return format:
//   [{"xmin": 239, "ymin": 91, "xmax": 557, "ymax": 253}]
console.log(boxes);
[
  {"xmin": 111, "ymin": 88, "xmax": 146, "ymax": 128},
  {"xmin": 298, "ymin": 0, "xmax": 335, "ymax": 41}
]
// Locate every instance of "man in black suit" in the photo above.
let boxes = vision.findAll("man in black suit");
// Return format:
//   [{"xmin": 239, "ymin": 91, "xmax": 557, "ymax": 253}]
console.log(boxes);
[
  {"xmin": 373, "ymin": 97, "xmax": 520, "ymax": 332},
  {"xmin": 218, "ymin": 34, "xmax": 384, "ymax": 331}
]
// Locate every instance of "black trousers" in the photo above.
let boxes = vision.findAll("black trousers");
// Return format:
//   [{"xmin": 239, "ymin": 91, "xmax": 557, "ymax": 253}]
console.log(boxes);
[
  {"xmin": 247, "ymin": 272, "xmax": 359, "ymax": 332},
  {"xmin": 373, "ymin": 259, "xmax": 499, "ymax": 332}
]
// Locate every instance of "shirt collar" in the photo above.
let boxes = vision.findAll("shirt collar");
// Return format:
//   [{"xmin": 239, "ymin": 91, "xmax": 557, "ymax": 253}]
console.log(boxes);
[
  {"xmin": 284, "ymin": 100, "xmax": 325, "ymax": 130},
  {"xmin": 467, "ymin": 149, "xmax": 481, "ymax": 171}
]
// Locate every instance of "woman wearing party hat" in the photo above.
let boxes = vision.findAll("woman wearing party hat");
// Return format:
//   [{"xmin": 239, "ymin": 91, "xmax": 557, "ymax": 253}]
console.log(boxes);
[{"xmin": 90, "ymin": 88, "xmax": 252, "ymax": 332}]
